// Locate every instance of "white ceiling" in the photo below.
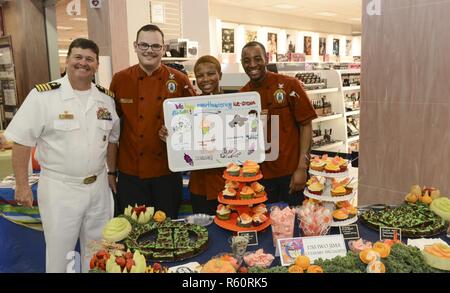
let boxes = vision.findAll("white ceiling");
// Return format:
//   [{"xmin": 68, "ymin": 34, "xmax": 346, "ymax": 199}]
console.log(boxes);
[{"xmin": 210, "ymin": 0, "xmax": 362, "ymax": 25}]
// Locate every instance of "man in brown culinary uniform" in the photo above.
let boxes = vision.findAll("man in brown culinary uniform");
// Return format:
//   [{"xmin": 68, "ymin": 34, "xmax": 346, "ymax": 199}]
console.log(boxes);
[
  {"xmin": 110, "ymin": 24, "xmax": 196, "ymax": 218},
  {"xmin": 240, "ymin": 41, "xmax": 317, "ymax": 206}
]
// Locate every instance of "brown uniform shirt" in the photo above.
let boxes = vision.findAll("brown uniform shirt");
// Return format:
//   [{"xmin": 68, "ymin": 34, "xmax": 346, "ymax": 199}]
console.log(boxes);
[
  {"xmin": 110, "ymin": 64, "xmax": 196, "ymax": 178},
  {"xmin": 240, "ymin": 71, "xmax": 317, "ymax": 179},
  {"xmin": 189, "ymin": 168, "xmax": 225, "ymax": 200}
]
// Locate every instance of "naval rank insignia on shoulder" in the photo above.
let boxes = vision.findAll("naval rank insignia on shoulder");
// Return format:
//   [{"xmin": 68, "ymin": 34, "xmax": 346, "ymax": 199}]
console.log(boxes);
[
  {"xmin": 35, "ymin": 82, "xmax": 61, "ymax": 92},
  {"xmin": 96, "ymin": 84, "xmax": 115, "ymax": 99}
]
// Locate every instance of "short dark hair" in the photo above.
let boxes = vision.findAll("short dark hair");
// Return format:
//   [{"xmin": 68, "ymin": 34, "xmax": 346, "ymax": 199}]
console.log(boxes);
[
  {"xmin": 242, "ymin": 41, "xmax": 267, "ymax": 57},
  {"xmin": 136, "ymin": 24, "xmax": 165, "ymax": 43},
  {"xmin": 67, "ymin": 38, "xmax": 99, "ymax": 61}
]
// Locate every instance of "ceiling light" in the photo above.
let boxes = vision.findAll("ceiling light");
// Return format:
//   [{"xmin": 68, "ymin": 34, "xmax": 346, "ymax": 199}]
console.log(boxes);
[
  {"xmin": 272, "ymin": 4, "xmax": 297, "ymax": 9},
  {"xmin": 57, "ymin": 26, "xmax": 73, "ymax": 30},
  {"xmin": 316, "ymin": 12, "xmax": 337, "ymax": 17}
]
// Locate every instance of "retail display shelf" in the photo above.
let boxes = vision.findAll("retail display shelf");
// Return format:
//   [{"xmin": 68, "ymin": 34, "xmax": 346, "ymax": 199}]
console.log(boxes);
[
  {"xmin": 347, "ymin": 135, "xmax": 360, "ymax": 143},
  {"xmin": 312, "ymin": 141, "xmax": 344, "ymax": 152},
  {"xmin": 306, "ymin": 87, "xmax": 339, "ymax": 95},
  {"xmin": 313, "ymin": 113, "xmax": 343, "ymax": 124},
  {"xmin": 162, "ymin": 57, "xmax": 196, "ymax": 62},
  {"xmin": 345, "ymin": 110, "xmax": 360, "ymax": 116},
  {"xmin": 342, "ymin": 85, "xmax": 360, "ymax": 92}
]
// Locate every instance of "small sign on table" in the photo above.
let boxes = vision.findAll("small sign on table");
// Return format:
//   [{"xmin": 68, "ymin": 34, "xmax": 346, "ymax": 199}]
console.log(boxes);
[
  {"xmin": 379, "ymin": 227, "xmax": 402, "ymax": 241},
  {"xmin": 339, "ymin": 224, "xmax": 360, "ymax": 240},
  {"xmin": 237, "ymin": 231, "xmax": 258, "ymax": 246},
  {"xmin": 277, "ymin": 234, "xmax": 347, "ymax": 266}
]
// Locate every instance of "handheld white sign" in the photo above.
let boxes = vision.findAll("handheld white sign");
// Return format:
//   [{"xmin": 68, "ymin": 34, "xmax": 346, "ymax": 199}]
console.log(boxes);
[{"xmin": 163, "ymin": 92, "xmax": 265, "ymax": 172}]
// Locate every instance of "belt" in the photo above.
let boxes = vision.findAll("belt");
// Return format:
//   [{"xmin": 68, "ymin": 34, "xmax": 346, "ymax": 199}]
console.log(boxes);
[{"xmin": 41, "ymin": 168, "xmax": 105, "ymax": 185}]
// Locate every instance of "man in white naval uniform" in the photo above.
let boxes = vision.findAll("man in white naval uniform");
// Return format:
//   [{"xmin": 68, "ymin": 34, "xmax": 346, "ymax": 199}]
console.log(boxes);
[{"xmin": 4, "ymin": 38, "xmax": 120, "ymax": 273}]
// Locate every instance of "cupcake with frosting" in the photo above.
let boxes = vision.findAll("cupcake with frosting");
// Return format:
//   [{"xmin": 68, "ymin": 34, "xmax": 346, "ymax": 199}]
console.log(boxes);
[
  {"xmin": 252, "ymin": 213, "xmax": 268, "ymax": 226},
  {"xmin": 216, "ymin": 204, "xmax": 231, "ymax": 220},
  {"xmin": 226, "ymin": 163, "xmax": 241, "ymax": 176},
  {"xmin": 330, "ymin": 185, "xmax": 347, "ymax": 196},
  {"xmin": 239, "ymin": 186, "xmax": 255, "ymax": 200},
  {"xmin": 225, "ymin": 180, "xmax": 240, "ymax": 190},
  {"xmin": 324, "ymin": 162, "xmax": 341, "ymax": 173},
  {"xmin": 222, "ymin": 187, "xmax": 237, "ymax": 199},
  {"xmin": 237, "ymin": 213, "xmax": 253, "ymax": 227},
  {"xmin": 332, "ymin": 209, "xmax": 349, "ymax": 222},
  {"xmin": 252, "ymin": 204, "xmax": 268, "ymax": 215},
  {"xmin": 250, "ymin": 182, "xmax": 265, "ymax": 197},
  {"xmin": 310, "ymin": 156, "xmax": 326, "ymax": 172}
]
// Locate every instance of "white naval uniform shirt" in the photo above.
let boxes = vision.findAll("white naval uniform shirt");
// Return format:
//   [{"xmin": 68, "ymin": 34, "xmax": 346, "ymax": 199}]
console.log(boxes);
[{"xmin": 5, "ymin": 75, "xmax": 120, "ymax": 177}]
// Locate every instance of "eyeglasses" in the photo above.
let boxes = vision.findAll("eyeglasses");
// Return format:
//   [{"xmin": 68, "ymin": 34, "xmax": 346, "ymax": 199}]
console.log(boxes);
[{"xmin": 136, "ymin": 42, "xmax": 163, "ymax": 51}]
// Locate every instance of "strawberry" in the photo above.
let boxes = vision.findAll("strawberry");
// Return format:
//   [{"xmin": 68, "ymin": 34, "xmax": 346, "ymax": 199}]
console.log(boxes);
[
  {"xmin": 96, "ymin": 250, "xmax": 107, "ymax": 259},
  {"xmin": 152, "ymin": 263, "xmax": 162, "ymax": 271},
  {"xmin": 89, "ymin": 257, "xmax": 96, "ymax": 269},
  {"xmin": 115, "ymin": 257, "xmax": 126, "ymax": 268},
  {"xmin": 125, "ymin": 251, "xmax": 133, "ymax": 260},
  {"xmin": 126, "ymin": 259, "xmax": 135, "ymax": 272}
]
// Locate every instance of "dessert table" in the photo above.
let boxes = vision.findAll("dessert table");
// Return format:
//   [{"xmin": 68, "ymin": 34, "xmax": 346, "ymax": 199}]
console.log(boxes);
[{"xmin": 1, "ymin": 200, "xmax": 449, "ymax": 272}]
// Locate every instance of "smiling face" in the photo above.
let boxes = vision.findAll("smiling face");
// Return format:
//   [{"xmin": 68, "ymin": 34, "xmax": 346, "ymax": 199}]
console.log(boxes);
[
  {"xmin": 195, "ymin": 62, "xmax": 222, "ymax": 95},
  {"xmin": 241, "ymin": 45, "xmax": 268, "ymax": 84},
  {"xmin": 134, "ymin": 30, "xmax": 165, "ymax": 74},
  {"xmin": 65, "ymin": 47, "xmax": 98, "ymax": 82}
]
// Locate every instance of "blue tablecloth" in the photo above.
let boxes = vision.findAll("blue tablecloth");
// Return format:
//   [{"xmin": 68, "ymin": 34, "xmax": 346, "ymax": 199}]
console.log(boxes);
[{"xmin": 3, "ymin": 212, "xmax": 448, "ymax": 273}]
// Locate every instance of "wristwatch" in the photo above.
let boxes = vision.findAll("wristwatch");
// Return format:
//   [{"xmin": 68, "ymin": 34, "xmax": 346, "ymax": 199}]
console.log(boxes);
[{"xmin": 107, "ymin": 171, "xmax": 117, "ymax": 176}]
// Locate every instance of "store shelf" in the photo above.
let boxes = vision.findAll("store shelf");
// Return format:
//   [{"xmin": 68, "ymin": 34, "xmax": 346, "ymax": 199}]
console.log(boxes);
[
  {"xmin": 312, "ymin": 141, "xmax": 344, "ymax": 152},
  {"xmin": 313, "ymin": 113, "xmax": 343, "ymax": 124},
  {"xmin": 345, "ymin": 110, "xmax": 360, "ymax": 116},
  {"xmin": 306, "ymin": 87, "xmax": 339, "ymax": 95},
  {"xmin": 347, "ymin": 135, "xmax": 360, "ymax": 143},
  {"xmin": 162, "ymin": 57, "xmax": 196, "ymax": 62},
  {"xmin": 342, "ymin": 85, "xmax": 360, "ymax": 92}
]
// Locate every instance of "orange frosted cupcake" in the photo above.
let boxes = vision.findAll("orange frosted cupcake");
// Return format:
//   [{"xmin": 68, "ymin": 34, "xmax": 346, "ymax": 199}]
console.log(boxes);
[
  {"xmin": 222, "ymin": 187, "xmax": 237, "ymax": 199},
  {"xmin": 252, "ymin": 204, "xmax": 268, "ymax": 215},
  {"xmin": 237, "ymin": 213, "xmax": 253, "ymax": 227},
  {"xmin": 252, "ymin": 213, "xmax": 268, "ymax": 226},
  {"xmin": 250, "ymin": 182, "xmax": 265, "ymax": 197},
  {"xmin": 216, "ymin": 204, "xmax": 231, "ymax": 220},
  {"xmin": 226, "ymin": 163, "xmax": 241, "ymax": 176},
  {"xmin": 242, "ymin": 165, "xmax": 260, "ymax": 177},
  {"xmin": 225, "ymin": 180, "xmax": 240, "ymax": 190},
  {"xmin": 239, "ymin": 186, "xmax": 255, "ymax": 200}
]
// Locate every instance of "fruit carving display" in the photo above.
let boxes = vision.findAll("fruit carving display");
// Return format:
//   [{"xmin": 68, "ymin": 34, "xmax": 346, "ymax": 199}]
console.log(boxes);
[
  {"xmin": 429, "ymin": 197, "xmax": 450, "ymax": 221},
  {"xmin": 102, "ymin": 217, "xmax": 132, "ymax": 242},
  {"xmin": 405, "ymin": 185, "xmax": 441, "ymax": 205},
  {"xmin": 124, "ymin": 205, "xmax": 154, "ymax": 224},
  {"xmin": 105, "ymin": 250, "xmax": 146, "ymax": 273},
  {"xmin": 422, "ymin": 243, "xmax": 450, "ymax": 271},
  {"xmin": 89, "ymin": 250, "xmax": 110, "ymax": 272}
]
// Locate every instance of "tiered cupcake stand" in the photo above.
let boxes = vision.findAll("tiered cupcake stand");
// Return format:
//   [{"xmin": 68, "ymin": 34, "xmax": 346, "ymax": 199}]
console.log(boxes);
[
  {"xmin": 305, "ymin": 169, "xmax": 358, "ymax": 227},
  {"xmin": 214, "ymin": 171, "xmax": 271, "ymax": 232}
]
